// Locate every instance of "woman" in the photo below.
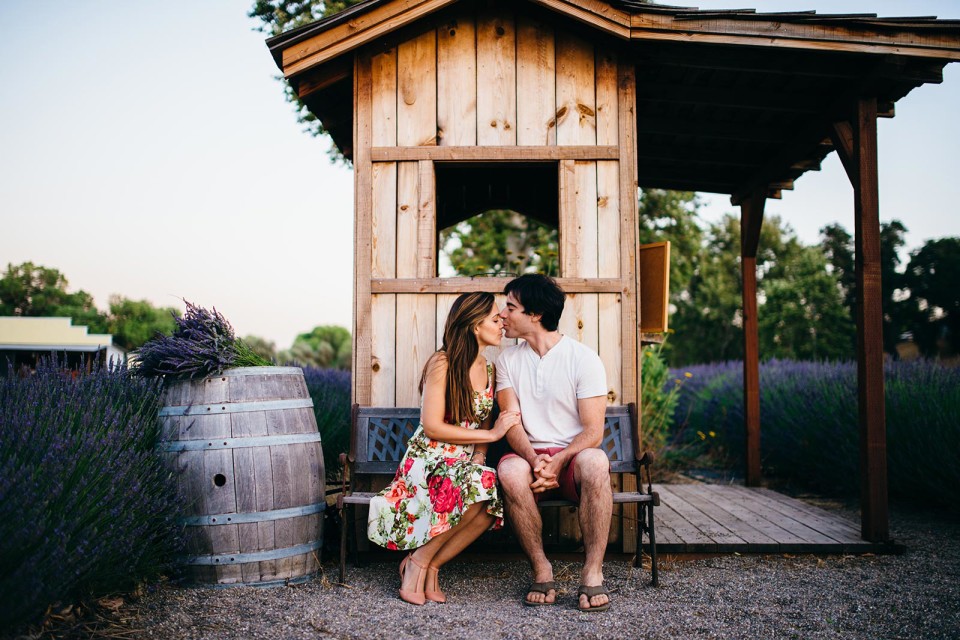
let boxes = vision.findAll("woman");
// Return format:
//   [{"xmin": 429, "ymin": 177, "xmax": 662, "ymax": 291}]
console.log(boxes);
[{"xmin": 367, "ymin": 292, "xmax": 520, "ymax": 605}]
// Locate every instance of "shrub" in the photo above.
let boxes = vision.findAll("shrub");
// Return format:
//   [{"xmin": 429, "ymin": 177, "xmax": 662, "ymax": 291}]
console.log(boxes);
[
  {"xmin": 0, "ymin": 360, "xmax": 182, "ymax": 628},
  {"xmin": 671, "ymin": 359, "xmax": 960, "ymax": 509},
  {"xmin": 640, "ymin": 343, "xmax": 684, "ymax": 453},
  {"xmin": 302, "ymin": 366, "xmax": 351, "ymax": 482}
]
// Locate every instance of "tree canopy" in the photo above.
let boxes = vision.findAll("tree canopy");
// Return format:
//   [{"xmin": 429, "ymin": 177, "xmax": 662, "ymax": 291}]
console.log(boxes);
[{"xmin": 0, "ymin": 262, "xmax": 179, "ymax": 351}]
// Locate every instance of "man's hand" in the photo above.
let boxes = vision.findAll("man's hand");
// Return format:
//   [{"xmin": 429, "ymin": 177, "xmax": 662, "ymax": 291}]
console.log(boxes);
[{"xmin": 529, "ymin": 453, "xmax": 561, "ymax": 493}]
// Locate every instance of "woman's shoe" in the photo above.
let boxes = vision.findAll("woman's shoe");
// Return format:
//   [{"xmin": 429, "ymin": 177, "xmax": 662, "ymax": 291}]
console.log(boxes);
[
  {"xmin": 398, "ymin": 553, "xmax": 427, "ymax": 605},
  {"xmin": 424, "ymin": 566, "xmax": 446, "ymax": 603}
]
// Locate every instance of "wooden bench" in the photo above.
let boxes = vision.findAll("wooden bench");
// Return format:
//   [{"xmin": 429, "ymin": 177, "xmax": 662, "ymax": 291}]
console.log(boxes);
[{"xmin": 337, "ymin": 403, "xmax": 659, "ymax": 586}]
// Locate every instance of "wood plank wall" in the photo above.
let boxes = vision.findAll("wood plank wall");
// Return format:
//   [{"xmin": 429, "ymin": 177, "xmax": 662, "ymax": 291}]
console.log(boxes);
[{"xmin": 354, "ymin": 6, "xmax": 640, "ymax": 549}]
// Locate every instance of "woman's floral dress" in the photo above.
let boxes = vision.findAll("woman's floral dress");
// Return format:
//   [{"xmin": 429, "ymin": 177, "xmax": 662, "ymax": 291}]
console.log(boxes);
[{"xmin": 367, "ymin": 363, "xmax": 503, "ymax": 550}]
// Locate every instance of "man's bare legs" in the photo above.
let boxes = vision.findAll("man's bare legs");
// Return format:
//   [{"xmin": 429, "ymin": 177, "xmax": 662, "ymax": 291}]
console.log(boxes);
[
  {"xmin": 498, "ymin": 456, "xmax": 556, "ymax": 604},
  {"xmin": 574, "ymin": 448, "xmax": 613, "ymax": 610}
]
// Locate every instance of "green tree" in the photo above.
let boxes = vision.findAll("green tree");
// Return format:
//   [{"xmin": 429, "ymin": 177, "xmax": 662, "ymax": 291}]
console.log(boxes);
[
  {"xmin": 759, "ymin": 246, "xmax": 855, "ymax": 360},
  {"xmin": 0, "ymin": 262, "xmax": 107, "ymax": 332},
  {"xmin": 106, "ymin": 296, "xmax": 179, "ymax": 351},
  {"xmin": 441, "ymin": 210, "xmax": 558, "ymax": 277},
  {"xmin": 280, "ymin": 325, "xmax": 352, "ymax": 369},
  {"xmin": 904, "ymin": 237, "xmax": 960, "ymax": 357},
  {"xmin": 819, "ymin": 220, "xmax": 913, "ymax": 355}
]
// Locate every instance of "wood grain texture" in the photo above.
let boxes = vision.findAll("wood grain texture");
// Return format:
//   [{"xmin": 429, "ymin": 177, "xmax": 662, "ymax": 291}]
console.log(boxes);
[
  {"xmin": 477, "ymin": 6, "xmax": 517, "ymax": 145},
  {"xmin": 354, "ymin": 54, "xmax": 374, "ymax": 405},
  {"xmin": 371, "ymin": 294, "xmax": 397, "ymax": 407},
  {"xmin": 516, "ymin": 15, "xmax": 556, "ymax": 146},
  {"xmin": 395, "ymin": 295, "xmax": 437, "ymax": 406},
  {"xmin": 398, "ymin": 30, "xmax": 438, "ymax": 147},
  {"xmin": 437, "ymin": 7, "xmax": 477, "ymax": 146}
]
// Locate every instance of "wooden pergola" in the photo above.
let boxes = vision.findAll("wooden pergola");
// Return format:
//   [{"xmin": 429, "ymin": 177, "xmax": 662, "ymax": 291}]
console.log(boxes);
[{"xmin": 267, "ymin": 0, "xmax": 960, "ymax": 544}]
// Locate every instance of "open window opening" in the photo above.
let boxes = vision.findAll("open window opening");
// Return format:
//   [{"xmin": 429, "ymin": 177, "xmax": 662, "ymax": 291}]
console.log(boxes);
[{"xmin": 436, "ymin": 163, "xmax": 559, "ymax": 277}]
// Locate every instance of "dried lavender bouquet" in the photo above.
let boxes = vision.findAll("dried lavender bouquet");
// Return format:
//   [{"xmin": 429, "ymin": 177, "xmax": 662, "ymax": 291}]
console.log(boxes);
[{"xmin": 133, "ymin": 301, "xmax": 270, "ymax": 380}]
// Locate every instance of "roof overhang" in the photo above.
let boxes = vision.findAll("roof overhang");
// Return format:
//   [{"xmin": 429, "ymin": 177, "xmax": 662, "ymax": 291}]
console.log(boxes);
[{"xmin": 266, "ymin": 0, "xmax": 960, "ymax": 199}]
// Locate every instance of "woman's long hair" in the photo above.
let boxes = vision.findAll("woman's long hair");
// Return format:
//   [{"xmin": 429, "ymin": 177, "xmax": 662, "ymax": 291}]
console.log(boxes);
[{"xmin": 419, "ymin": 292, "xmax": 495, "ymax": 425}]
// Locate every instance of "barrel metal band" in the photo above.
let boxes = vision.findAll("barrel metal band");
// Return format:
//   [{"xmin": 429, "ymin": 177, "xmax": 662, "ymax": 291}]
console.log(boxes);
[
  {"xmin": 159, "ymin": 432, "xmax": 322, "ymax": 452},
  {"xmin": 183, "ymin": 540, "xmax": 322, "ymax": 566},
  {"xmin": 180, "ymin": 502, "xmax": 326, "ymax": 526},
  {"xmin": 159, "ymin": 398, "xmax": 314, "ymax": 417}
]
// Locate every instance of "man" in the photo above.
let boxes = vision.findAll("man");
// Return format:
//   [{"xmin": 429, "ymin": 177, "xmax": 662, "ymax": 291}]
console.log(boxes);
[{"xmin": 495, "ymin": 274, "xmax": 613, "ymax": 612}]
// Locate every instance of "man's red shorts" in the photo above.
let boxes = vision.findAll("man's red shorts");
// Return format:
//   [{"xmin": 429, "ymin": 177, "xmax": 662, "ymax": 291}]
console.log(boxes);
[{"xmin": 498, "ymin": 447, "xmax": 582, "ymax": 504}]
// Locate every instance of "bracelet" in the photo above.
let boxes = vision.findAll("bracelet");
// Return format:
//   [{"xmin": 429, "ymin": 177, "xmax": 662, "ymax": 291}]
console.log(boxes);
[{"xmin": 472, "ymin": 452, "xmax": 486, "ymax": 463}]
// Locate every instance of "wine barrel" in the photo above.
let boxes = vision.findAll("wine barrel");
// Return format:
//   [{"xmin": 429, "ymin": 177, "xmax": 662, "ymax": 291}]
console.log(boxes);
[{"xmin": 158, "ymin": 367, "xmax": 325, "ymax": 587}]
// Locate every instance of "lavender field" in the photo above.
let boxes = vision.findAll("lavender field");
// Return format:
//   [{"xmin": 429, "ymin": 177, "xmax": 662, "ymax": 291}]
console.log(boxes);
[{"xmin": 669, "ymin": 359, "xmax": 960, "ymax": 509}]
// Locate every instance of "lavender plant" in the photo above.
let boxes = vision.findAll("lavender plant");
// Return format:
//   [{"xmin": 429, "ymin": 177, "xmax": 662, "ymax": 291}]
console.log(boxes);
[
  {"xmin": 133, "ymin": 300, "xmax": 270, "ymax": 379},
  {"xmin": 0, "ymin": 359, "xmax": 182, "ymax": 628},
  {"xmin": 670, "ymin": 359, "xmax": 960, "ymax": 508},
  {"xmin": 302, "ymin": 366, "xmax": 351, "ymax": 481}
]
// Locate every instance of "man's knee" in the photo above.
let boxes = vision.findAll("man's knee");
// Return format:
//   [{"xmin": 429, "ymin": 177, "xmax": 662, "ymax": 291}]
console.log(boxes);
[
  {"xmin": 574, "ymin": 448, "xmax": 610, "ymax": 485},
  {"xmin": 498, "ymin": 456, "xmax": 533, "ymax": 494}
]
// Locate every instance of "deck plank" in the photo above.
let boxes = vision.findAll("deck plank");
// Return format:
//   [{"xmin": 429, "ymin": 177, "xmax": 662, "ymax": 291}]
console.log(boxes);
[
  {"xmin": 644, "ymin": 484, "xmax": 895, "ymax": 555},
  {"xmin": 667, "ymin": 485, "xmax": 781, "ymax": 552}
]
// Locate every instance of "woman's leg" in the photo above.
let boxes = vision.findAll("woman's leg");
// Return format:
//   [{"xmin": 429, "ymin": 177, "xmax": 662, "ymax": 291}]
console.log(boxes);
[{"xmin": 401, "ymin": 501, "xmax": 494, "ymax": 595}]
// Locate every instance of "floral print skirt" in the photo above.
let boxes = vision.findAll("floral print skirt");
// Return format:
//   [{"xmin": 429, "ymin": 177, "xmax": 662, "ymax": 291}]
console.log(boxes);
[{"xmin": 367, "ymin": 428, "xmax": 503, "ymax": 551}]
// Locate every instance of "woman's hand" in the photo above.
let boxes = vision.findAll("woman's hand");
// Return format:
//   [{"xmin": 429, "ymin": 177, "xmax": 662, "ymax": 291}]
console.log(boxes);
[{"xmin": 489, "ymin": 410, "xmax": 521, "ymax": 441}]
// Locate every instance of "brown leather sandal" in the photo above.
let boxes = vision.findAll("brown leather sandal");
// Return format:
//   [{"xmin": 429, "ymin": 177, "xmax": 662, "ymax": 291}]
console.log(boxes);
[
  {"xmin": 577, "ymin": 584, "xmax": 611, "ymax": 612},
  {"xmin": 522, "ymin": 581, "xmax": 558, "ymax": 606}
]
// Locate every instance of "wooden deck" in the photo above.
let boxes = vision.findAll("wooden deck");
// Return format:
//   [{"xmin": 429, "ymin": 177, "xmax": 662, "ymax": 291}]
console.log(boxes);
[{"xmin": 652, "ymin": 484, "xmax": 901, "ymax": 554}]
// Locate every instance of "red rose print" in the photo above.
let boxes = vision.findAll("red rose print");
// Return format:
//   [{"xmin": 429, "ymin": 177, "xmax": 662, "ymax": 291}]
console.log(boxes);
[
  {"xmin": 403, "ymin": 457, "xmax": 414, "ymax": 474},
  {"xmin": 387, "ymin": 541, "xmax": 398, "ymax": 550},
  {"xmin": 428, "ymin": 476, "xmax": 461, "ymax": 514},
  {"xmin": 444, "ymin": 457, "xmax": 458, "ymax": 466},
  {"xmin": 481, "ymin": 470, "xmax": 495, "ymax": 489}
]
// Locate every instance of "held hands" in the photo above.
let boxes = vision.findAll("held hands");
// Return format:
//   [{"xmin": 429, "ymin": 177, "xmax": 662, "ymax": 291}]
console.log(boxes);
[
  {"xmin": 490, "ymin": 410, "xmax": 521, "ymax": 440},
  {"xmin": 529, "ymin": 453, "xmax": 561, "ymax": 493}
]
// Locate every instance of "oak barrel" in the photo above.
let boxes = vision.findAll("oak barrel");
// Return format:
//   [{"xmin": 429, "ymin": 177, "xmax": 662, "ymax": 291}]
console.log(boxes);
[{"xmin": 159, "ymin": 367, "xmax": 325, "ymax": 587}]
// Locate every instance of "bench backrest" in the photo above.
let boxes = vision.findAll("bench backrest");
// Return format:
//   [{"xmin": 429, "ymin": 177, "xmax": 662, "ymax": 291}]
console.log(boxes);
[{"xmin": 350, "ymin": 403, "xmax": 639, "ymax": 475}]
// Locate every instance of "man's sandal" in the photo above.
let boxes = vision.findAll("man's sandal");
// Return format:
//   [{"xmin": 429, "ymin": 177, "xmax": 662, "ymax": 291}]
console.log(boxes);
[
  {"xmin": 577, "ymin": 584, "xmax": 611, "ymax": 612},
  {"xmin": 522, "ymin": 581, "xmax": 558, "ymax": 606}
]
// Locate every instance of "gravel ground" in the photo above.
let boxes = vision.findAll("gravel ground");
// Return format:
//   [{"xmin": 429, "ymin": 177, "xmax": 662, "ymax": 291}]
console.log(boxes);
[
  {"xmin": 93, "ymin": 502, "xmax": 960, "ymax": 639},
  {"xmin": 20, "ymin": 502, "xmax": 960, "ymax": 639}
]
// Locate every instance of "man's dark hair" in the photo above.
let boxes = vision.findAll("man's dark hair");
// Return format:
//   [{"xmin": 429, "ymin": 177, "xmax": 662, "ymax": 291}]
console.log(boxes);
[{"xmin": 503, "ymin": 274, "xmax": 566, "ymax": 332}]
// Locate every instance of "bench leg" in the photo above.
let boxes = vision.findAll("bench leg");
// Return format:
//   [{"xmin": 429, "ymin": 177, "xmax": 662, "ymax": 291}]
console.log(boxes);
[
  {"xmin": 339, "ymin": 503, "xmax": 348, "ymax": 584},
  {"xmin": 647, "ymin": 502, "xmax": 659, "ymax": 587}
]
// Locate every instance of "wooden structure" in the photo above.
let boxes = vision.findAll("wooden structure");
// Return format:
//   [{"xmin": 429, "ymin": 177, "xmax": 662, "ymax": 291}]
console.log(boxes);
[{"xmin": 267, "ymin": 1, "xmax": 960, "ymax": 544}]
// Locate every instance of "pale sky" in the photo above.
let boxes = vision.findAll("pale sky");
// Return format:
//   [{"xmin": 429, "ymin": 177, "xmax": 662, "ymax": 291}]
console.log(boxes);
[{"xmin": 1, "ymin": 1, "xmax": 958, "ymax": 350}]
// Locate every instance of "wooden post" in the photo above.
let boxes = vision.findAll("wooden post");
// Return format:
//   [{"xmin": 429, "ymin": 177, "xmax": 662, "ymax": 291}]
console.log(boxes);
[
  {"xmin": 740, "ymin": 191, "xmax": 764, "ymax": 487},
  {"xmin": 852, "ymin": 97, "xmax": 889, "ymax": 542}
]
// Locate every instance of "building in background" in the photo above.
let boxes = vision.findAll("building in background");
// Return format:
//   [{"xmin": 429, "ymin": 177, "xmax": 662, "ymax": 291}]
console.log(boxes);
[{"xmin": 0, "ymin": 317, "xmax": 125, "ymax": 374}]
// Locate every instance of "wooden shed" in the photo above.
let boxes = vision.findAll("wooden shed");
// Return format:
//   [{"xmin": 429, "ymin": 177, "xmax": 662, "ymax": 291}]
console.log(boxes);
[{"xmin": 268, "ymin": 0, "xmax": 960, "ymax": 546}]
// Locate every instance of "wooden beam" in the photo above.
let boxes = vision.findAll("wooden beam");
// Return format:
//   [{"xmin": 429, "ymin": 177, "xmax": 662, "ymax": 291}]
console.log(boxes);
[
  {"xmin": 830, "ymin": 119, "xmax": 856, "ymax": 182},
  {"xmin": 852, "ymin": 96, "xmax": 889, "ymax": 543},
  {"xmin": 525, "ymin": 0, "xmax": 630, "ymax": 39},
  {"xmin": 282, "ymin": 0, "xmax": 459, "ymax": 77},
  {"xmin": 296, "ymin": 58, "xmax": 353, "ymax": 99},
  {"xmin": 637, "ymin": 81, "xmax": 825, "ymax": 114},
  {"xmin": 370, "ymin": 145, "xmax": 619, "ymax": 162},
  {"xmin": 740, "ymin": 192, "xmax": 765, "ymax": 488},
  {"xmin": 371, "ymin": 277, "xmax": 627, "ymax": 294},
  {"xmin": 635, "ymin": 116, "xmax": 792, "ymax": 144},
  {"xmin": 353, "ymin": 54, "xmax": 374, "ymax": 406},
  {"xmin": 629, "ymin": 14, "xmax": 960, "ymax": 61}
]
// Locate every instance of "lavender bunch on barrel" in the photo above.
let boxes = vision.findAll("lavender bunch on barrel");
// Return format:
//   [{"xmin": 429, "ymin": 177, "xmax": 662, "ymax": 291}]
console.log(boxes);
[{"xmin": 133, "ymin": 300, "xmax": 269, "ymax": 379}]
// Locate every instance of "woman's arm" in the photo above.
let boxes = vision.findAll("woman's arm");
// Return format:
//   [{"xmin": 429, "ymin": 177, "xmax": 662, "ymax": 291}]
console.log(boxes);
[{"xmin": 421, "ymin": 354, "xmax": 516, "ymax": 445}]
